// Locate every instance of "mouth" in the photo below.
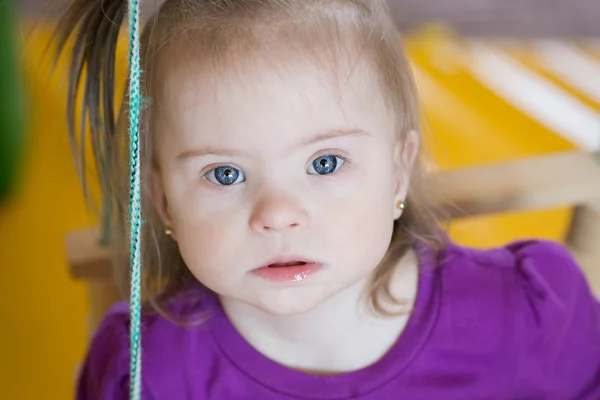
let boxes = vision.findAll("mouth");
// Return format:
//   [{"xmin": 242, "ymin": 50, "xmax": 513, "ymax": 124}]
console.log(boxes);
[
  {"xmin": 267, "ymin": 260, "xmax": 309, "ymax": 268},
  {"xmin": 252, "ymin": 257, "xmax": 323, "ymax": 282},
  {"xmin": 259, "ymin": 255, "xmax": 319, "ymax": 269}
]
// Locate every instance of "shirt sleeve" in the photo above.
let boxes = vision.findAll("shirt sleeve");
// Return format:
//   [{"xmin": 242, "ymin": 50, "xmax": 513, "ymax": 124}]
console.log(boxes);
[
  {"xmin": 75, "ymin": 303, "xmax": 131, "ymax": 400},
  {"xmin": 510, "ymin": 239, "xmax": 600, "ymax": 399}
]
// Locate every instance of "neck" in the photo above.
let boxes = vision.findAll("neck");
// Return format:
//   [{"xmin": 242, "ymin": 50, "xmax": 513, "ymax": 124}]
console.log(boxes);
[{"xmin": 219, "ymin": 249, "xmax": 419, "ymax": 374}]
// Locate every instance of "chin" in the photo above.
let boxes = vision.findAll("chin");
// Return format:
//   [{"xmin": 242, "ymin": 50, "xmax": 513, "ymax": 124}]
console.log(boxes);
[{"xmin": 252, "ymin": 288, "xmax": 330, "ymax": 316}]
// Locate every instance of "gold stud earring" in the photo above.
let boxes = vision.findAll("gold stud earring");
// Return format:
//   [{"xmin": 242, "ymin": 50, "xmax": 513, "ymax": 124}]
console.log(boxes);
[
  {"xmin": 396, "ymin": 200, "xmax": 406, "ymax": 210},
  {"xmin": 165, "ymin": 228, "xmax": 173, "ymax": 236}
]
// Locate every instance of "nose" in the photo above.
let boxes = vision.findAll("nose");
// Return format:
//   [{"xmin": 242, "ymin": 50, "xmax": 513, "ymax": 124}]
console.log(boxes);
[{"xmin": 249, "ymin": 193, "xmax": 309, "ymax": 234}]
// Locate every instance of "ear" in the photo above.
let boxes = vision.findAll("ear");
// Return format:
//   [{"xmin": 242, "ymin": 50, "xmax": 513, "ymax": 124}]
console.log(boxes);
[
  {"xmin": 393, "ymin": 130, "xmax": 419, "ymax": 220},
  {"xmin": 150, "ymin": 167, "xmax": 177, "ymax": 240}
]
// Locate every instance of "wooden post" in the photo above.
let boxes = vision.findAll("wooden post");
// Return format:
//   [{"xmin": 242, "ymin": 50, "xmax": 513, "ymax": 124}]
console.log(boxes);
[
  {"xmin": 65, "ymin": 227, "xmax": 122, "ymax": 336},
  {"xmin": 85, "ymin": 281, "xmax": 122, "ymax": 336},
  {"xmin": 565, "ymin": 201, "xmax": 600, "ymax": 297},
  {"xmin": 64, "ymin": 150, "xmax": 600, "ymax": 333}
]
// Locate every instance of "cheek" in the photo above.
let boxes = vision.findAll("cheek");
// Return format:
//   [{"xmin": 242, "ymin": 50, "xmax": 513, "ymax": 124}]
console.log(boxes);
[
  {"xmin": 321, "ymin": 167, "xmax": 395, "ymax": 265},
  {"xmin": 176, "ymin": 219, "xmax": 224, "ymax": 269},
  {"xmin": 170, "ymin": 199, "xmax": 243, "ymax": 283},
  {"xmin": 167, "ymin": 176, "xmax": 242, "ymax": 244},
  {"xmin": 331, "ymin": 193, "xmax": 394, "ymax": 244}
]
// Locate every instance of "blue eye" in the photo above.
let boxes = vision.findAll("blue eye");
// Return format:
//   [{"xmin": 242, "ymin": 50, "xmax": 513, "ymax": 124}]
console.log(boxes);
[
  {"xmin": 307, "ymin": 155, "xmax": 345, "ymax": 175},
  {"xmin": 205, "ymin": 165, "xmax": 245, "ymax": 185}
]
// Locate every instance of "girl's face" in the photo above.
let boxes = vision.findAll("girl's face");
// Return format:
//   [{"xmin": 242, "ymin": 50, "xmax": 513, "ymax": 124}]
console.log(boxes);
[{"xmin": 152, "ymin": 59, "xmax": 416, "ymax": 315}]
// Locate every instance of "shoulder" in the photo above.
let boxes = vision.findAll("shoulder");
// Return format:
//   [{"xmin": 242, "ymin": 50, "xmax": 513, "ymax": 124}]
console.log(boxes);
[
  {"xmin": 75, "ymin": 302, "xmax": 131, "ymax": 399},
  {"xmin": 440, "ymin": 238, "xmax": 593, "ymax": 301},
  {"xmin": 76, "ymin": 290, "xmax": 221, "ymax": 400},
  {"xmin": 438, "ymin": 239, "xmax": 600, "ymax": 397},
  {"xmin": 439, "ymin": 238, "xmax": 597, "ymax": 323}
]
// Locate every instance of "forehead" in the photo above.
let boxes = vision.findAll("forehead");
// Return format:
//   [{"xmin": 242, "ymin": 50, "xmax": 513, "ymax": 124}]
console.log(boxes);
[{"xmin": 158, "ymin": 55, "xmax": 393, "ymax": 149}]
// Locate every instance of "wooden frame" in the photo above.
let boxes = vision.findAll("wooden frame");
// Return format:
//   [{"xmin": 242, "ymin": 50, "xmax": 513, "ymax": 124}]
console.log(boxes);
[{"xmin": 65, "ymin": 150, "xmax": 600, "ymax": 334}]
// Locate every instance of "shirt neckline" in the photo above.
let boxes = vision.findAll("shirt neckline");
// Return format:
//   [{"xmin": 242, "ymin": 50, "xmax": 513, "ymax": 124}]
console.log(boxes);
[{"xmin": 208, "ymin": 241, "xmax": 442, "ymax": 399}]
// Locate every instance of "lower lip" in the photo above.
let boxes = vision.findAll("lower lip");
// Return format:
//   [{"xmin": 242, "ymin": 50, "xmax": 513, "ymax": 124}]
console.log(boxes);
[{"xmin": 252, "ymin": 263, "xmax": 322, "ymax": 283}]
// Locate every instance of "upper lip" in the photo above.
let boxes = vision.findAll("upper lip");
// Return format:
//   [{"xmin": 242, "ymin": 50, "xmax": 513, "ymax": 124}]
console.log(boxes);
[{"xmin": 257, "ymin": 256, "xmax": 322, "ymax": 269}]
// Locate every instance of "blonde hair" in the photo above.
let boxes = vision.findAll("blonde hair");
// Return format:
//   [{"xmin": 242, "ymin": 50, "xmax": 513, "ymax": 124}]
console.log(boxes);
[{"xmin": 54, "ymin": 0, "xmax": 443, "ymax": 319}]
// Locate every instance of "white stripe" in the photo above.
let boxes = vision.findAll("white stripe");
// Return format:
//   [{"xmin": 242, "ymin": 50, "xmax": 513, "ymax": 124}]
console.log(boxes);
[
  {"xmin": 466, "ymin": 42, "xmax": 600, "ymax": 151},
  {"xmin": 533, "ymin": 40, "xmax": 600, "ymax": 104}
]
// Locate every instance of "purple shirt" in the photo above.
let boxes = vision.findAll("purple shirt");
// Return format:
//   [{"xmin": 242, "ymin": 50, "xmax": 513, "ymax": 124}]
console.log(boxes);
[{"xmin": 77, "ymin": 239, "xmax": 600, "ymax": 399}]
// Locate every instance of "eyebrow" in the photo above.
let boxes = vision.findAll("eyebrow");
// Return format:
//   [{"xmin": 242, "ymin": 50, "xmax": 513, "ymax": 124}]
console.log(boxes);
[
  {"xmin": 176, "ymin": 128, "xmax": 370, "ymax": 161},
  {"xmin": 300, "ymin": 128, "xmax": 371, "ymax": 146},
  {"xmin": 177, "ymin": 147, "xmax": 249, "ymax": 161}
]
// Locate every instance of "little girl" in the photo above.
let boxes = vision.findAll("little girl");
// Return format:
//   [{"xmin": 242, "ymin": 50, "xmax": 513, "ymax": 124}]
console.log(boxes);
[{"xmin": 55, "ymin": 0, "xmax": 600, "ymax": 398}]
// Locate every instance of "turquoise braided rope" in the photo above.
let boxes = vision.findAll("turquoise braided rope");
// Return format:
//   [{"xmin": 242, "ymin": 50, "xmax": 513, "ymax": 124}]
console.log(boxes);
[{"xmin": 127, "ymin": 0, "xmax": 143, "ymax": 398}]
